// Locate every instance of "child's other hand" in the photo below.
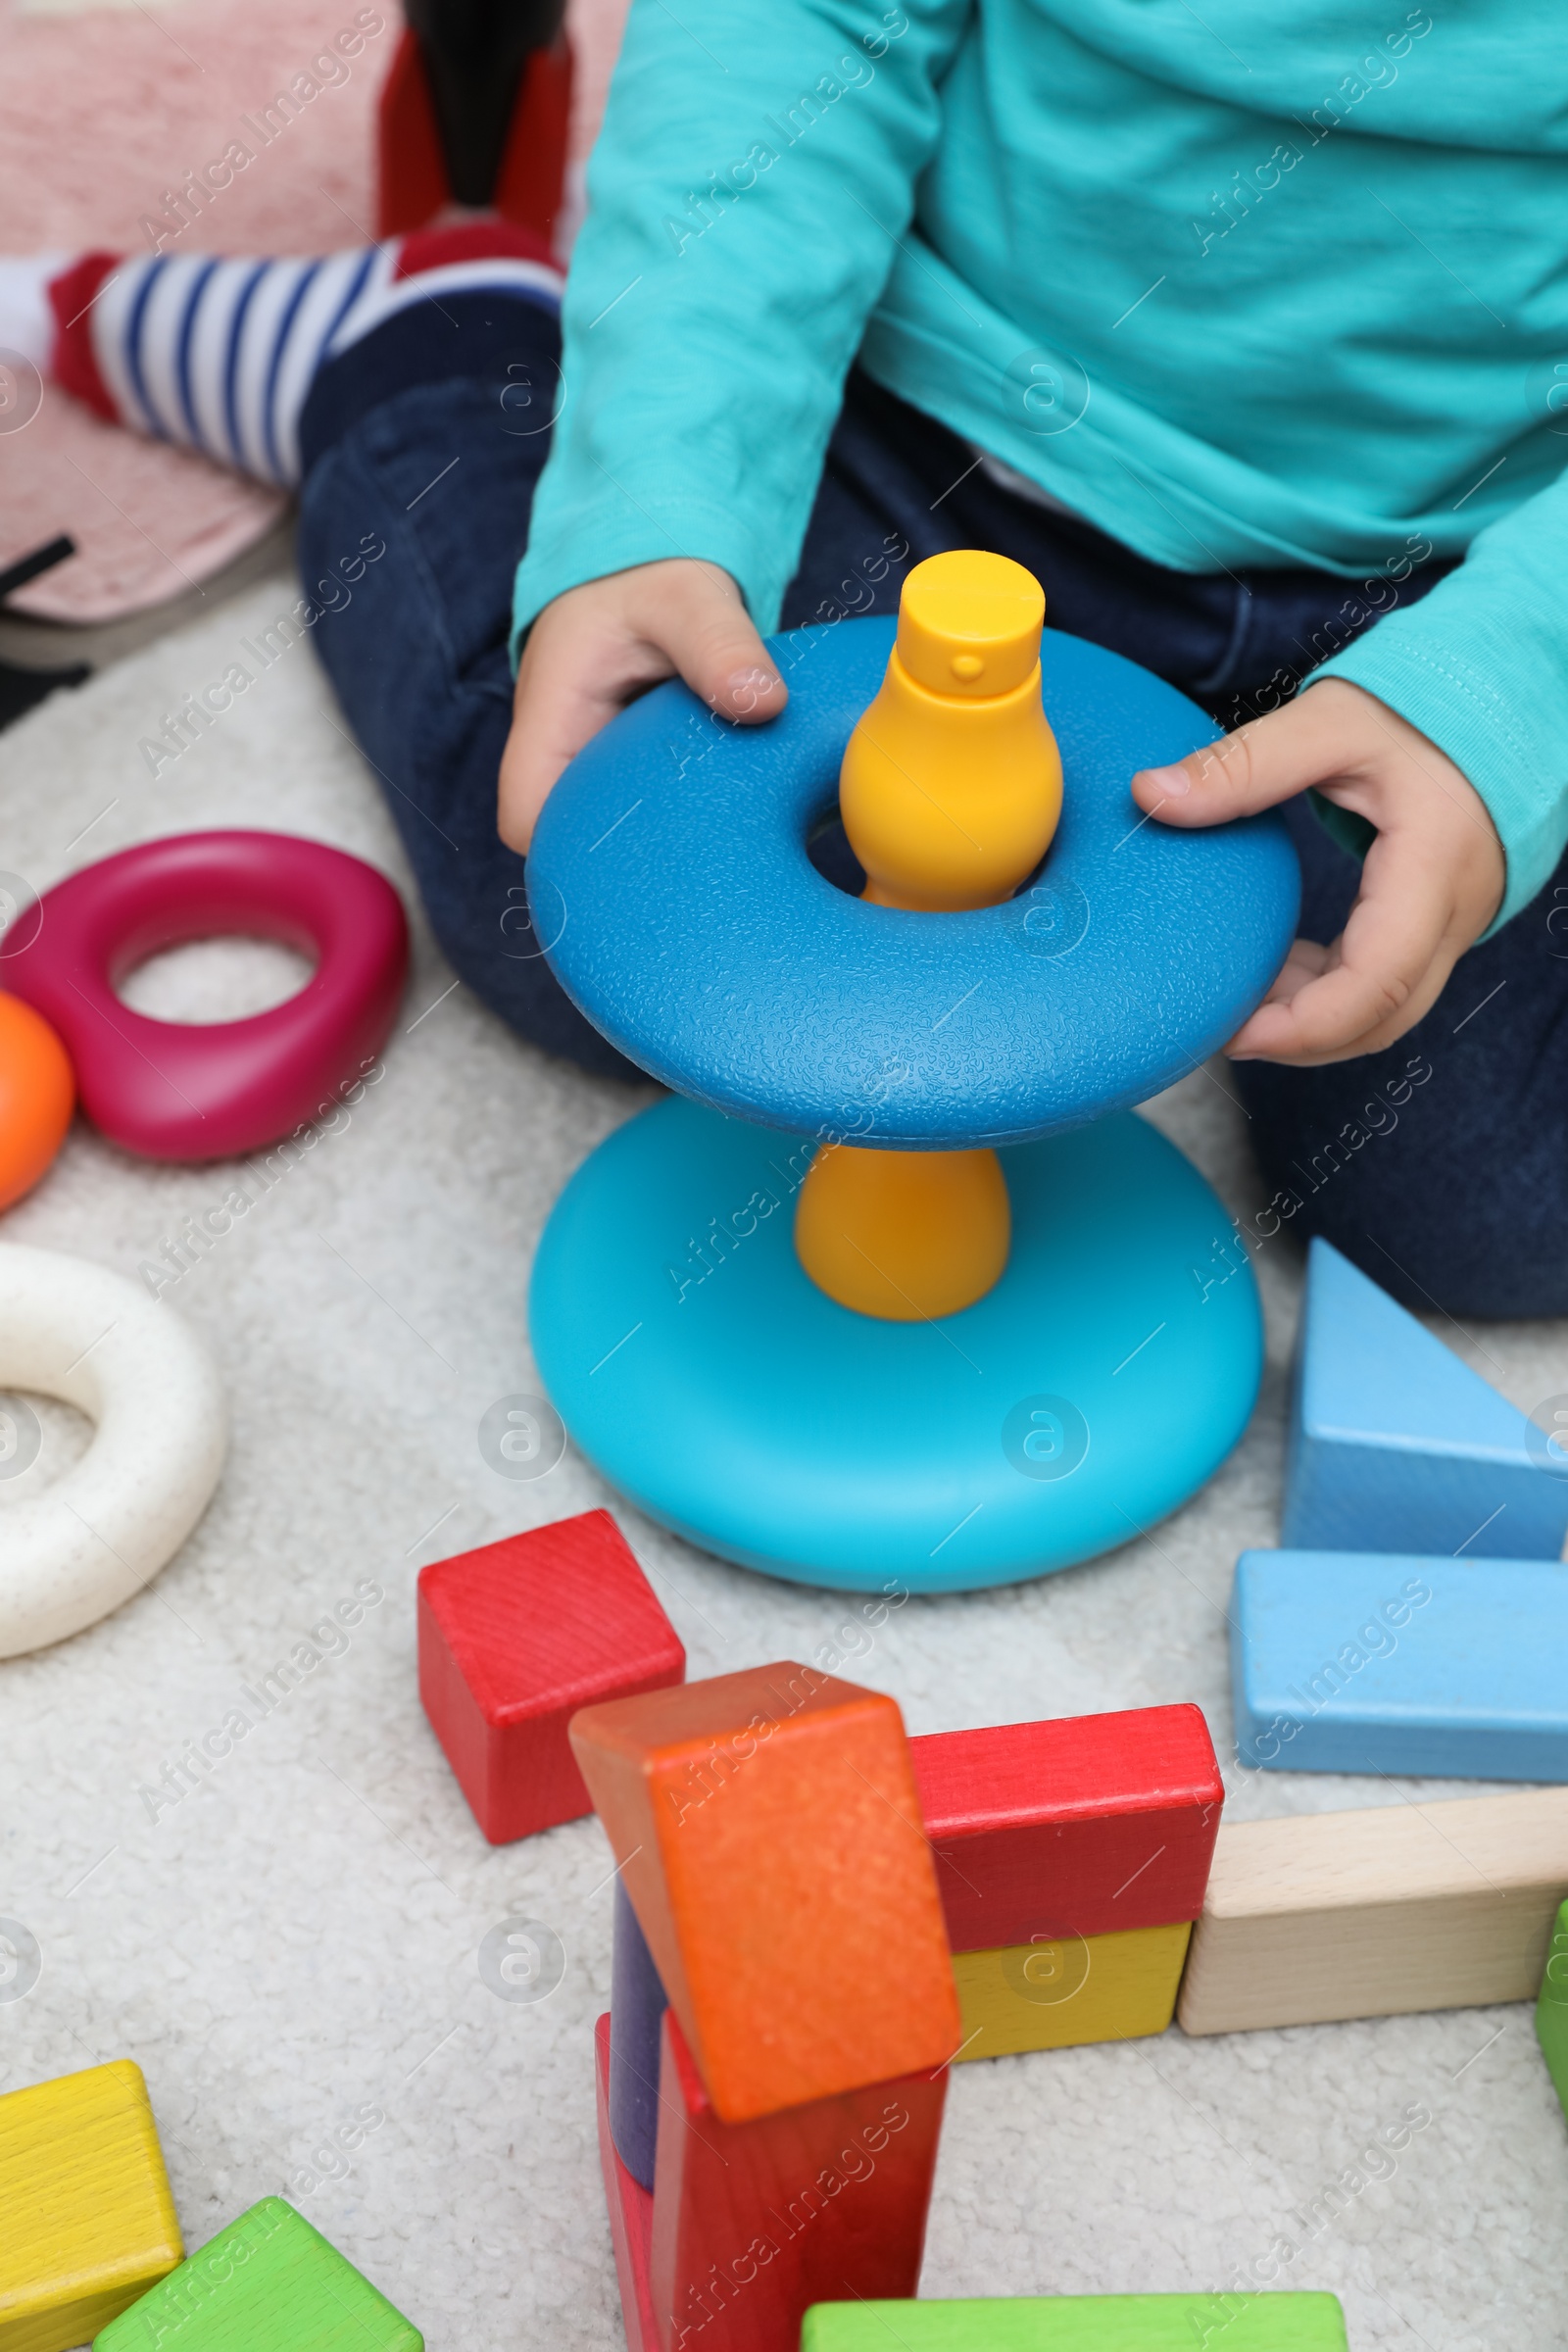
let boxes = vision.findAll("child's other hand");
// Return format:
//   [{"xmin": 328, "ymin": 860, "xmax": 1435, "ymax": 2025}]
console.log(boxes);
[
  {"xmin": 1130, "ymin": 678, "xmax": 1505, "ymax": 1066},
  {"xmin": 498, "ymin": 559, "xmax": 786, "ymax": 851}
]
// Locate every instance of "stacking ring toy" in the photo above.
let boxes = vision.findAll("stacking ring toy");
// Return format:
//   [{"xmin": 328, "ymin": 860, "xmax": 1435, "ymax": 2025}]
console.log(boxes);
[
  {"xmin": 527, "ymin": 607, "xmax": 1300, "ymax": 1595},
  {"xmin": 533, "ymin": 622, "xmax": 1298, "ymax": 1147},
  {"xmin": 0, "ymin": 994, "xmax": 74, "ymax": 1209},
  {"xmin": 0, "ymin": 832, "xmax": 408, "ymax": 1161},
  {"xmin": 0, "ymin": 1245, "xmax": 227, "ymax": 1657}
]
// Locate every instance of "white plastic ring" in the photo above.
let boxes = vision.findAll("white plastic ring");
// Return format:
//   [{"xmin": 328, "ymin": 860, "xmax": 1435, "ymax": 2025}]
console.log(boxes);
[{"xmin": 0, "ymin": 1245, "xmax": 227, "ymax": 1657}]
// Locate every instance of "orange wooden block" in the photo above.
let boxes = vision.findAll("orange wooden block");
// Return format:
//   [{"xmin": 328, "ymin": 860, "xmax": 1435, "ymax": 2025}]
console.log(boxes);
[{"xmin": 568, "ymin": 1662, "xmax": 960, "ymax": 2123}]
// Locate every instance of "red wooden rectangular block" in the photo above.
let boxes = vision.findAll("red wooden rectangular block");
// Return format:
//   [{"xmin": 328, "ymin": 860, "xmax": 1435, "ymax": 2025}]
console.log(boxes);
[
  {"xmin": 909, "ymin": 1704, "xmax": 1223, "ymax": 1950},
  {"xmin": 596, "ymin": 2014, "xmax": 660, "ymax": 2352},
  {"xmin": 418, "ymin": 1509, "xmax": 685, "ymax": 1843},
  {"xmin": 650, "ymin": 2007, "xmax": 946, "ymax": 2352}
]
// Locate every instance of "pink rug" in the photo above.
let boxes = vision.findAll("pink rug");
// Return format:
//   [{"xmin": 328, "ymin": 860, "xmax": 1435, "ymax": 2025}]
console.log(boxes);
[{"xmin": 0, "ymin": 0, "xmax": 627, "ymax": 622}]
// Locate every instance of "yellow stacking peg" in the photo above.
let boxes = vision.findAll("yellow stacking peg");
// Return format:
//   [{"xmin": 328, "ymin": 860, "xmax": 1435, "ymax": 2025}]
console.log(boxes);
[
  {"xmin": 841, "ymin": 549, "xmax": 1061, "ymax": 910},
  {"xmin": 796, "ymin": 552, "xmax": 1062, "ymax": 1321},
  {"xmin": 794, "ymin": 1137, "xmax": 1012, "ymax": 1322}
]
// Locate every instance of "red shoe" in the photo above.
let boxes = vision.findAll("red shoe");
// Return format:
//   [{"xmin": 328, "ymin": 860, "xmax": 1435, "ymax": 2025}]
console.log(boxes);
[{"xmin": 376, "ymin": 16, "xmax": 572, "ymax": 246}]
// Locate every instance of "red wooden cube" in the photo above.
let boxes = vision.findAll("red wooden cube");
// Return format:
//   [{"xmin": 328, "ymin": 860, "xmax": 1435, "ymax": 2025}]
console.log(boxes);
[{"xmin": 418, "ymin": 1508, "xmax": 685, "ymax": 1842}]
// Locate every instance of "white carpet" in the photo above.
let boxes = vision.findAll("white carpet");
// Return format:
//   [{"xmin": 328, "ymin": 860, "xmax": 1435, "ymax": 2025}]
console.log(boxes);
[{"xmin": 2, "ymin": 556, "xmax": 1565, "ymax": 2351}]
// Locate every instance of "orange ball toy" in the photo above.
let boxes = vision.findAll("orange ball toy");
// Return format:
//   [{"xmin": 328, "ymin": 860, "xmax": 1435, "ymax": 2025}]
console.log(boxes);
[{"xmin": 0, "ymin": 992, "xmax": 74, "ymax": 1209}]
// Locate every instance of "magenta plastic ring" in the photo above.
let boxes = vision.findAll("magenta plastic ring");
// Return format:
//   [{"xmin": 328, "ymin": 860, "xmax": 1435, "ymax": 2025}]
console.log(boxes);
[{"xmin": 0, "ymin": 831, "xmax": 409, "ymax": 1161}]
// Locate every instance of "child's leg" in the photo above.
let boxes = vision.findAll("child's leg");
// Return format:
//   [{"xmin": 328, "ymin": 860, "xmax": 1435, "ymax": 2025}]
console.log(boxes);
[
  {"xmin": 21, "ymin": 226, "xmax": 624, "ymax": 1074},
  {"xmin": 293, "ymin": 290, "xmax": 638, "ymax": 1079},
  {"xmin": 40, "ymin": 223, "xmax": 561, "ymax": 487}
]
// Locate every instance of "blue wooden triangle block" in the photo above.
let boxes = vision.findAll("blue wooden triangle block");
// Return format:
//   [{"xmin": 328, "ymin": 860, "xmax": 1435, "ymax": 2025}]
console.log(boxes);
[{"xmin": 1283, "ymin": 1237, "xmax": 1568, "ymax": 1558}]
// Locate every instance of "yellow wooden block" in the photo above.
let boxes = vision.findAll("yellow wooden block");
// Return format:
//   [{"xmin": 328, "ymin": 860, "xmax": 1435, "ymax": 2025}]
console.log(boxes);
[
  {"xmin": 952, "ymin": 1921, "xmax": 1193, "ymax": 2060},
  {"xmin": 0, "ymin": 2060, "xmax": 183, "ymax": 2352}
]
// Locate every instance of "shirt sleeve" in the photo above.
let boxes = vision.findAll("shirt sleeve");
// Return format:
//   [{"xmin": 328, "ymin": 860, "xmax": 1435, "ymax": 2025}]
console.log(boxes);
[
  {"xmin": 510, "ymin": 0, "xmax": 969, "ymax": 656},
  {"xmin": 1313, "ymin": 456, "xmax": 1568, "ymax": 934}
]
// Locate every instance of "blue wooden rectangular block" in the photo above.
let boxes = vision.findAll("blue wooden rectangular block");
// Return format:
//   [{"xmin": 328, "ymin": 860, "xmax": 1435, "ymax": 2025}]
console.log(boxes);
[
  {"xmin": 1285, "ymin": 1239, "xmax": 1568, "ymax": 1559},
  {"xmin": 1232, "ymin": 1548, "xmax": 1568, "ymax": 1779}
]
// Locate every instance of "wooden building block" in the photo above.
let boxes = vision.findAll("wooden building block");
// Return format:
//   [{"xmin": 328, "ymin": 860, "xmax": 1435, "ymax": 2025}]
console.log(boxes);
[
  {"xmin": 595, "ymin": 2015, "xmax": 660, "ymax": 2352},
  {"xmin": 1233, "ymin": 1548, "xmax": 1568, "ymax": 1781},
  {"xmin": 909, "ymin": 1706, "xmax": 1222, "ymax": 1950},
  {"xmin": 800, "ymin": 2292, "xmax": 1348, "ymax": 2349},
  {"xmin": 94, "ymin": 2197, "xmax": 420, "ymax": 2351},
  {"xmin": 610, "ymin": 1877, "xmax": 669, "ymax": 2191},
  {"xmin": 651, "ymin": 2008, "xmax": 945, "ymax": 2352},
  {"xmin": 418, "ymin": 1507, "xmax": 685, "ymax": 1843},
  {"xmin": 1537, "ymin": 1896, "xmax": 1568, "ymax": 2124},
  {"xmin": 1178, "ymin": 1788, "xmax": 1568, "ymax": 2035},
  {"xmin": 0, "ymin": 2059, "xmax": 182, "ymax": 2352},
  {"xmin": 951, "ymin": 1921, "xmax": 1191, "ymax": 2061},
  {"xmin": 568, "ymin": 1662, "xmax": 959, "ymax": 2122},
  {"xmin": 1284, "ymin": 1237, "xmax": 1568, "ymax": 1558}
]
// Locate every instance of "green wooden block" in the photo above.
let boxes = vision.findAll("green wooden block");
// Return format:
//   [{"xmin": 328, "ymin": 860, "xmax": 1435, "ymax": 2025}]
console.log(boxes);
[
  {"xmin": 801, "ymin": 2293, "xmax": 1348, "ymax": 2351},
  {"xmin": 92, "ymin": 2198, "xmax": 421, "ymax": 2352},
  {"xmin": 1538, "ymin": 1895, "xmax": 1568, "ymax": 2121}
]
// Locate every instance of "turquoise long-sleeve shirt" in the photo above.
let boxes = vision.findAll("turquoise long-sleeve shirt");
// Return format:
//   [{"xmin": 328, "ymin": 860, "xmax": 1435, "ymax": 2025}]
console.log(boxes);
[{"xmin": 513, "ymin": 0, "xmax": 1568, "ymax": 929}]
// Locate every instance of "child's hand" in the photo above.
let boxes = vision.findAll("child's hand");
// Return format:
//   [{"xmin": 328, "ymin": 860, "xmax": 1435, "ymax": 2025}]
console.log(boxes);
[
  {"xmin": 498, "ymin": 559, "xmax": 786, "ymax": 852},
  {"xmin": 1131, "ymin": 678, "xmax": 1505, "ymax": 1066}
]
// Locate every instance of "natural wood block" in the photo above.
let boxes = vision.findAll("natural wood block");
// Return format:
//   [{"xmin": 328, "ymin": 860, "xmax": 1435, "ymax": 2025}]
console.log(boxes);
[
  {"xmin": 1179, "ymin": 1788, "xmax": 1568, "ymax": 2035},
  {"xmin": 94, "ymin": 2196, "xmax": 421, "ymax": 2351},
  {"xmin": 952, "ymin": 1921, "xmax": 1192, "ymax": 2060},
  {"xmin": 595, "ymin": 2016, "xmax": 660, "ymax": 2352},
  {"xmin": 1537, "ymin": 1896, "xmax": 1568, "ymax": 2124},
  {"xmin": 651, "ymin": 2008, "xmax": 946, "ymax": 2352},
  {"xmin": 568, "ymin": 1662, "xmax": 959, "ymax": 2122},
  {"xmin": 418, "ymin": 1508, "xmax": 685, "ymax": 1843},
  {"xmin": 0, "ymin": 2059, "xmax": 182, "ymax": 2352},
  {"xmin": 800, "ymin": 2292, "xmax": 1348, "ymax": 2349},
  {"xmin": 909, "ymin": 1705, "xmax": 1222, "ymax": 1950}
]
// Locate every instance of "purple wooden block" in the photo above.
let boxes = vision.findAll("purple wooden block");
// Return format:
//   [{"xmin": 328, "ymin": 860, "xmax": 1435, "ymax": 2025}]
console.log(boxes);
[{"xmin": 610, "ymin": 1877, "xmax": 667, "ymax": 2190}]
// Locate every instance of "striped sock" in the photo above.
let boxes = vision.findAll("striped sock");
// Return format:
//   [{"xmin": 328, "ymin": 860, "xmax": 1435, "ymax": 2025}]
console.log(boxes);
[{"xmin": 47, "ymin": 221, "xmax": 563, "ymax": 488}]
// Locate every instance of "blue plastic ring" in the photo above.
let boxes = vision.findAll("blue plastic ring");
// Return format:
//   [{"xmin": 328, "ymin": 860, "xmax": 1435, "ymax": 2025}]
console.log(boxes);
[{"xmin": 529, "ymin": 618, "xmax": 1298, "ymax": 1150}]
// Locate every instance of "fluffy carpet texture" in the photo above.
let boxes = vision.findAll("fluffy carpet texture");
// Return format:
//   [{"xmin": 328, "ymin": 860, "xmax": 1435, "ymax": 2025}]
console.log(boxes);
[
  {"xmin": 0, "ymin": 0, "xmax": 627, "ymax": 618},
  {"xmin": 0, "ymin": 560, "xmax": 1565, "ymax": 2348}
]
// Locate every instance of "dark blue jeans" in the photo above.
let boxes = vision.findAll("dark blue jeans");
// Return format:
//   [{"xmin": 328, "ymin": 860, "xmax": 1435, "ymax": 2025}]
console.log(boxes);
[{"xmin": 298, "ymin": 293, "xmax": 1567, "ymax": 1318}]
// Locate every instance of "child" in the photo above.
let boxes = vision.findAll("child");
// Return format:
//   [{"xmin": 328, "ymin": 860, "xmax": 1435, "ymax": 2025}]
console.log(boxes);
[{"xmin": 7, "ymin": 0, "xmax": 1563, "ymax": 1315}]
